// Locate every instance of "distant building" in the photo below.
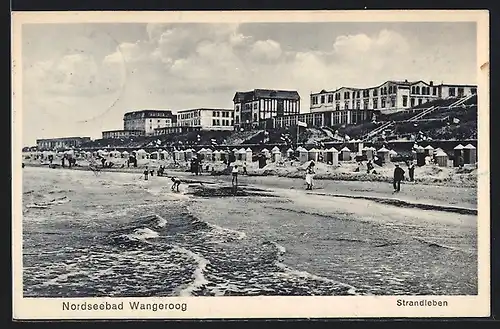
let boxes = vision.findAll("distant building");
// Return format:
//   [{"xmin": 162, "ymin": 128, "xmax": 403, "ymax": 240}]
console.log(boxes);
[
  {"xmin": 102, "ymin": 129, "xmax": 145, "ymax": 139},
  {"xmin": 310, "ymin": 80, "xmax": 477, "ymax": 114},
  {"xmin": 123, "ymin": 110, "xmax": 176, "ymax": 136},
  {"xmin": 36, "ymin": 137, "xmax": 91, "ymax": 150},
  {"xmin": 233, "ymin": 89, "xmax": 301, "ymax": 130},
  {"xmin": 173, "ymin": 108, "xmax": 235, "ymax": 131},
  {"xmin": 273, "ymin": 109, "xmax": 373, "ymax": 130}
]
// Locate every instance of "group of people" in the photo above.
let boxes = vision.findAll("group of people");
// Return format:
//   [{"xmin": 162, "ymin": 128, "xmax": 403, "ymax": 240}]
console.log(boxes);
[
  {"xmin": 141, "ymin": 165, "xmax": 181, "ymax": 192},
  {"xmin": 392, "ymin": 161, "xmax": 416, "ymax": 193}
]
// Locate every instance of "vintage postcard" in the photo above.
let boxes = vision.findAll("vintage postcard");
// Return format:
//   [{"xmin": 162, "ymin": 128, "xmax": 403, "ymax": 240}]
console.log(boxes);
[{"xmin": 11, "ymin": 10, "xmax": 490, "ymax": 319}]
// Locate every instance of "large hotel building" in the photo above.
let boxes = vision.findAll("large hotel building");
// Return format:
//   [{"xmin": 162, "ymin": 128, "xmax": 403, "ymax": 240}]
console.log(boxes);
[
  {"xmin": 233, "ymin": 89, "xmax": 301, "ymax": 130},
  {"xmin": 309, "ymin": 80, "xmax": 477, "ymax": 114},
  {"xmin": 102, "ymin": 109, "xmax": 176, "ymax": 139},
  {"xmin": 273, "ymin": 80, "xmax": 477, "ymax": 129}
]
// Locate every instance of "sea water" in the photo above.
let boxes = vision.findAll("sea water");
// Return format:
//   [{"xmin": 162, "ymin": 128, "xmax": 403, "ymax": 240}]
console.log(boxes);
[{"xmin": 21, "ymin": 167, "xmax": 477, "ymax": 297}]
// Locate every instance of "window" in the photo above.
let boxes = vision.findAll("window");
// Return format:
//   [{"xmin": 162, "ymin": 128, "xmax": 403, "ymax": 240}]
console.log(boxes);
[
  {"xmin": 231, "ymin": 112, "xmax": 234, "ymax": 117},
  {"xmin": 344, "ymin": 102, "xmax": 349, "ymax": 110},
  {"xmin": 213, "ymin": 111, "xmax": 217, "ymax": 117},
  {"xmin": 391, "ymin": 97, "xmax": 396, "ymax": 107},
  {"xmin": 373, "ymin": 98, "xmax": 378, "ymax": 109},
  {"xmin": 458, "ymin": 87, "xmax": 464, "ymax": 97},
  {"xmin": 416, "ymin": 86, "xmax": 420, "ymax": 94},
  {"xmin": 357, "ymin": 91, "xmax": 360, "ymax": 98},
  {"xmin": 254, "ymin": 103, "xmax": 258, "ymax": 109},
  {"xmin": 235, "ymin": 105, "xmax": 240, "ymax": 111},
  {"xmin": 449, "ymin": 88, "xmax": 456, "ymax": 96},
  {"xmin": 388, "ymin": 86, "xmax": 392, "ymax": 94},
  {"xmin": 335, "ymin": 103, "xmax": 340, "ymax": 111},
  {"xmin": 381, "ymin": 98, "xmax": 386, "ymax": 108},
  {"xmin": 363, "ymin": 99, "xmax": 369, "ymax": 109},
  {"xmin": 403, "ymin": 95, "xmax": 408, "ymax": 107},
  {"xmin": 433, "ymin": 87, "xmax": 437, "ymax": 95},
  {"xmin": 411, "ymin": 86, "xmax": 415, "ymax": 94},
  {"xmin": 321, "ymin": 95, "xmax": 325, "ymax": 104},
  {"xmin": 253, "ymin": 113, "xmax": 258, "ymax": 121},
  {"xmin": 471, "ymin": 88, "xmax": 477, "ymax": 94},
  {"xmin": 418, "ymin": 98, "xmax": 422, "ymax": 105},
  {"xmin": 328, "ymin": 94, "xmax": 333, "ymax": 103},
  {"xmin": 231, "ymin": 120, "xmax": 234, "ymax": 125},
  {"xmin": 335, "ymin": 93, "xmax": 340, "ymax": 100},
  {"xmin": 373, "ymin": 89, "xmax": 378, "ymax": 96},
  {"xmin": 356, "ymin": 100, "xmax": 360, "ymax": 109}
]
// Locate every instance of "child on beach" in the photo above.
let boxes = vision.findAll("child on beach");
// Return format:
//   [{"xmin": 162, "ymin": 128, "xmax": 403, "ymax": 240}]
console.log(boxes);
[
  {"xmin": 243, "ymin": 162, "xmax": 247, "ymax": 175},
  {"xmin": 305, "ymin": 161, "xmax": 316, "ymax": 190},
  {"xmin": 171, "ymin": 177, "xmax": 181, "ymax": 192}
]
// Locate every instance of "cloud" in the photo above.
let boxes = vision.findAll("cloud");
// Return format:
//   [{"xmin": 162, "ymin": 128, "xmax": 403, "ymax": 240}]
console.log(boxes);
[
  {"xmin": 25, "ymin": 53, "xmax": 125, "ymax": 97},
  {"xmin": 21, "ymin": 23, "xmax": 476, "ymax": 146},
  {"xmin": 250, "ymin": 40, "xmax": 282, "ymax": 62}
]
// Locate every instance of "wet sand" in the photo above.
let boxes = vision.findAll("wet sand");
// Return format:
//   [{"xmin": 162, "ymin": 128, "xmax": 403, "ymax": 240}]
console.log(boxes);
[{"xmin": 21, "ymin": 166, "xmax": 478, "ymax": 297}]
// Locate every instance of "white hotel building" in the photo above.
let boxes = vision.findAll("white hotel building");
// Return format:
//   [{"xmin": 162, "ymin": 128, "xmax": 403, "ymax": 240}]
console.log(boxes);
[
  {"xmin": 310, "ymin": 80, "xmax": 477, "ymax": 115},
  {"xmin": 176, "ymin": 108, "xmax": 235, "ymax": 131}
]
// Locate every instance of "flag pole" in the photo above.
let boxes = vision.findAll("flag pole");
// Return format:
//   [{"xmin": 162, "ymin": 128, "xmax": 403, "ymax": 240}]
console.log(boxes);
[{"xmin": 296, "ymin": 124, "xmax": 299, "ymax": 148}]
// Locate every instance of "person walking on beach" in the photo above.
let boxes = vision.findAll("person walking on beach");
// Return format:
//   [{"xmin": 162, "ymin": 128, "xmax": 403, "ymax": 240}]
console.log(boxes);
[
  {"xmin": 143, "ymin": 166, "xmax": 149, "ymax": 181},
  {"xmin": 243, "ymin": 161, "xmax": 248, "ymax": 175},
  {"xmin": 408, "ymin": 161, "xmax": 415, "ymax": 182},
  {"xmin": 231, "ymin": 165, "xmax": 239, "ymax": 190},
  {"xmin": 171, "ymin": 177, "xmax": 181, "ymax": 192},
  {"xmin": 367, "ymin": 160, "xmax": 374, "ymax": 174},
  {"xmin": 393, "ymin": 163, "xmax": 405, "ymax": 193},
  {"xmin": 305, "ymin": 161, "xmax": 316, "ymax": 190}
]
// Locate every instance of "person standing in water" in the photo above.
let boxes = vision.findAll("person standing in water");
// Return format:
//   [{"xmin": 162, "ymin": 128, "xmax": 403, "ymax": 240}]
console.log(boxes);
[
  {"xmin": 393, "ymin": 163, "xmax": 405, "ymax": 193},
  {"xmin": 143, "ymin": 166, "xmax": 149, "ymax": 181}
]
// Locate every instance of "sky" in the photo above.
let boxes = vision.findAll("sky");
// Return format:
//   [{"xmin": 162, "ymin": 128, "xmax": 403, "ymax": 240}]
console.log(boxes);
[{"xmin": 20, "ymin": 21, "xmax": 477, "ymax": 146}]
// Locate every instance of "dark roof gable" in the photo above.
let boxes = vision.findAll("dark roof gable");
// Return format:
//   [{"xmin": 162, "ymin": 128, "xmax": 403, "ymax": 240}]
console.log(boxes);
[{"xmin": 233, "ymin": 89, "xmax": 300, "ymax": 102}]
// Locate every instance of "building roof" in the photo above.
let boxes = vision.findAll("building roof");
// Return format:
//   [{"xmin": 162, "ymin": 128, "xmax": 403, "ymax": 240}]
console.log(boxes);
[
  {"xmin": 37, "ymin": 136, "xmax": 91, "ymax": 142},
  {"xmin": 233, "ymin": 89, "xmax": 300, "ymax": 102},
  {"xmin": 102, "ymin": 129, "xmax": 144, "ymax": 133},
  {"xmin": 124, "ymin": 109, "xmax": 175, "ymax": 117},
  {"xmin": 176, "ymin": 108, "xmax": 233, "ymax": 113},
  {"xmin": 311, "ymin": 79, "xmax": 477, "ymax": 95}
]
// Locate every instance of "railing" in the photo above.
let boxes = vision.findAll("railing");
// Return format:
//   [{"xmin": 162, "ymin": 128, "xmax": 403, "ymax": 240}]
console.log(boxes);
[{"xmin": 360, "ymin": 95, "xmax": 472, "ymax": 142}]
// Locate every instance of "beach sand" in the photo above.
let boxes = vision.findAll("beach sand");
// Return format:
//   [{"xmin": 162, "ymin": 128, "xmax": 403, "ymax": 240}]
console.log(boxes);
[{"xmin": 20, "ymin": 165, "xmax": 477, "ymax": 297}]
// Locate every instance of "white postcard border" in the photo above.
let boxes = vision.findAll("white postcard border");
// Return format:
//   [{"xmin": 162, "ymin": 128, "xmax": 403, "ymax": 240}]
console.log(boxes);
[{"xmin": 11, "ymin": 10, "xmax": 491, "ymax": 319}]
